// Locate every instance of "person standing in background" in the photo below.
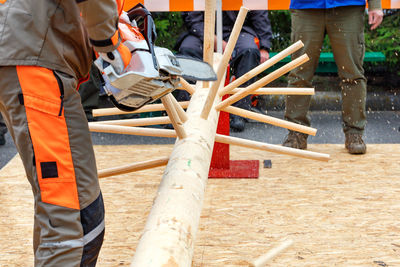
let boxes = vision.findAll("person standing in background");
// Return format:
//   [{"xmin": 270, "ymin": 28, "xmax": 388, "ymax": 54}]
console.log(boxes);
[
  {"xmin": 175, "ymin": 10, "xmax": 272, "ymax": 132},
  {"xmin": 282, "ymin": 0, "xmax": 383, "ymax": 154}
]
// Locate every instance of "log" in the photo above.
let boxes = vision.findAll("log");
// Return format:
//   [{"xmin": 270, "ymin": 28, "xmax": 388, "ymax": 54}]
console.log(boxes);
[
  {"xmin": 222, "ymin": 106, "xmax": 317, "ymax": 136},
  {"xmin": 98, "ymin": 157, "xmax": 169, "ymax": 178},
  {"xmin": 200, "ymin": 6, "xmax": 249, "ymax": 119},
  {"xmin": 130, "ymin": 83, "xmax": 223, "ymax": 266},
  {"xmin": 219, "ymin": 40, "xmax": 304, "ymax": 96},
  {"xmin": 215, "ymin": 54, "xmax": 309, "ymax": 111},
  {"xmin": 92, "ymin": 101, "xmax": 189, "ymax": 117}
]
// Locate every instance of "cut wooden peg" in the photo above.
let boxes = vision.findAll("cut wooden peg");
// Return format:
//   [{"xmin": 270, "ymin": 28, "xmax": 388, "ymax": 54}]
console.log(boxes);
[
  {"xmin": 179, "ymin": 78, "xmax": 196, "ymax": 95},
  {"xmin": 219, "ymin": 40, "xmax": 304, "ymax": 96},
  {"xmin": 98, "ymin": 157, "xmax": 169, "ymax": 178},
  {"xmin": 230, "ymin": 87, "xmax": 314, "ymax": 95},
  {"xmin": 90, "ymin": 116, "xmax": 171, "ymax": 127},
  {"xmin": 222, "ymin": 105, "xmax": 317, "ymax": 136},
  {"xmin": 92, "ymin": 101, "xmax": 189, "ymax": 117},
  {"xmin": 215, "ymin": 54, "xmax": 310, "ymax": 111},
  {"xmin": 161, "ymin": 95, "xmax": 187, "ymax": 139}
]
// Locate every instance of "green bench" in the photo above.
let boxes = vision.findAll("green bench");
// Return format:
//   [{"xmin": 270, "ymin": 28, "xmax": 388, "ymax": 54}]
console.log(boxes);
[{"xmin": 268, "ymin": 51, "xmax": 386, "ymax": 73}]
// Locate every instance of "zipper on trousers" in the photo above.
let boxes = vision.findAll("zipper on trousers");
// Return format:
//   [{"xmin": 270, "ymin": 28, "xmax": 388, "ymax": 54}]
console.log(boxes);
[{"xmin": 53, "ymin": 71, "xmax": 65, "ymax": 116}]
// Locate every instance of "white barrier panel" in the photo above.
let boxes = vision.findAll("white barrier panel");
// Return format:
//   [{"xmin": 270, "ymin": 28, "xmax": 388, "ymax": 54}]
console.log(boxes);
[{"xmin": 124, "ymin": 0, "xmax": 398, "ymax": 11}]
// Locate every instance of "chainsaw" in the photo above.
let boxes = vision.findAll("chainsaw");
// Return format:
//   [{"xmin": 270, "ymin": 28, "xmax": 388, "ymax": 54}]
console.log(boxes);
[{"xmin": 95, "ymin": 3, "xmax": 217, "ymax": 112}]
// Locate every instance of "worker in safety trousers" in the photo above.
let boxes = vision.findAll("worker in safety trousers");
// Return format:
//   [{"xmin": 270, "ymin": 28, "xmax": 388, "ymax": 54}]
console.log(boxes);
[
  {"xmin": 0, "ymin": 113, "xmax": 7, "ymax": 145},
  {"xmin": 175, "ymin": 11, "xmax": 272, "ymax": 132},
  {"xmin": 282, "ymin": 0, "xmax": 383, "ymax": 154},
  {"xmin": 0, "ymin": 0, "xmax": 131, "ymax": 265}
]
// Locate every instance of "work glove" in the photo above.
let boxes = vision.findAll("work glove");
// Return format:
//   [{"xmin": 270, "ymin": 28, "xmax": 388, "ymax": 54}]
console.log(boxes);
[{"xmin": 98, "ymin": 42, "xmax": 132, "ymax": 74}]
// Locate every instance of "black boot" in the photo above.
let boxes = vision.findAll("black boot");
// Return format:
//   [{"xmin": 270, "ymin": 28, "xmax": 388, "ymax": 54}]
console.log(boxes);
[
  {"xmin": 230, "ymin": 115, "xmax": 245, "ymax": 132},
  {"xmin": 0, "ymin": 132, "xmax": 5, "ymax": 146}
]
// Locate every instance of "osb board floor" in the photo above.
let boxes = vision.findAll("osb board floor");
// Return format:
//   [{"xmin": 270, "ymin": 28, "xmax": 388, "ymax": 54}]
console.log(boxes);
[{"xmin": 1, "ymin": 144, "xmax": 400, "ymax": 266}]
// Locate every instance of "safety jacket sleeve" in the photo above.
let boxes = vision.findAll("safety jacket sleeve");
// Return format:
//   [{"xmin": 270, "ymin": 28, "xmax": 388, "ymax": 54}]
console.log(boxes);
[
  {"xmin": 367, "ymin": 0, "xmax": 382, "ymax": 10},
  {"xmin": 248, "ymin": 10, "xmax": 272, "ymax": 51},
  {"xmin": 182, "ymin": 11, "xmax": 205, "ymax": 43},
  {"xmin": 78, "ymin": 0, "xmax": 121, "ymax": 53}
]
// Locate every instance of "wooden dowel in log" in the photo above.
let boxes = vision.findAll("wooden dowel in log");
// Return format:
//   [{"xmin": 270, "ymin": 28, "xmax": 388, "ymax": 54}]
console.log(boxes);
[
  {"xmin": 249, "ymin": 239, "xmax": 294, "ymax": 267},
  {"xmin": 168, "ymin": 94, "xmax": 188, "ymax": 123},
  {"xmin": 222, "ymin": 106, "xmax": 317, "ymax": 136},
  {"xmin": 90, "ymin": 116, "xmax": 171, "ymax": 127},
  {"xmin": 179, "ymin": 78, "xmax": 196, "ymax": 95},
  {"xmin": 203, "ymin": 0, "xmax": 216, "ymax": 88},
  {"xmin": 88, "ymin": 123, "xmax": 329, "ymax": 161},
  {"xmin": 98, "ymin": 157, "xmax": 170, "ymax": 178},
  {"xmin": 215, "ymin": 134, "xmax": 330, "ymax": 162},
  {"xmin": 89, "ymin": 123, "xmax": 177, "ymax": 138},
  {"xmin": 219, "ymin": 40, "xmax": 304, "ymax": 96},
  {"xmin": 200, "ymin": 6, "xmax": 249, "ymax": 119},
  {"xmin": 161, "ymin": 96, "xmax": 186, "ymax": 139},
  {"xmin": 215, "ymin": 54, "xmax": 309, "ymax": 111},
  {"xmin": 92, "ymin": 101, "xmax": 189, "ymax": 117},
  {"xmin": 230, "ymin": 87, "xmax": 315, "ymax": 95}
]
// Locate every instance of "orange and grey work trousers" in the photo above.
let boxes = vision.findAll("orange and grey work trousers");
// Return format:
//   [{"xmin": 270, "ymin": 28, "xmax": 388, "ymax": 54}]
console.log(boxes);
[
  {"xmin": 0, "ymin": 66, "xmax": 104, "ymax": 266},
  {"xmin": 285, "ymin": 6, "xmax": 367, "ymax": 134}
]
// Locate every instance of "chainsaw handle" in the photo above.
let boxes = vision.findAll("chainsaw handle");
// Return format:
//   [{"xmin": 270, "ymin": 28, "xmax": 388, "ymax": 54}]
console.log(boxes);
[{"xmin": 127, "ymin": 3, "xmax": 158, "ymax": 70}]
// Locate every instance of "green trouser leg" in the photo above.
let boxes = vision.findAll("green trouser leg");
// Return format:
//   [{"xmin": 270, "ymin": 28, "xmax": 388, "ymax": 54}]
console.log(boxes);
[
  {"xmin": 285, "ymin": 9, "xmax": 327, "ymax": 127},
  {"xmin": 285, "ymin": 6, "xmax": 367, "ymax": 134},
  {"xmin": 326, "ymin": 6, "xmax": 367, "ymax": 134}
]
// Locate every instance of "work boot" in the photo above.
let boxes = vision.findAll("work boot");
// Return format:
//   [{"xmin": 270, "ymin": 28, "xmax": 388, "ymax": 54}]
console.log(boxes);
[
  {"xmin": 345, "ymin": 133, "xmax": 366, "ymax": 154},
  {"xmin": 230, "ymin": 115, "xmax": 245, "ymax": 132},
  {"xmin": 0, "ymin": 132, "xmax": 5, "ymax": 146},
  {"xmin": 282, "ymin": 131, "xmax": 308, "ymax": 149},
  {"xmin": 0, "ymin": 124, "xmax": 6, "ymax": 146}
]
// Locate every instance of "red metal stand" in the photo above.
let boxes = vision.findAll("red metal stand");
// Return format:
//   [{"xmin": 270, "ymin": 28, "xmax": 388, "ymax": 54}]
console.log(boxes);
[{"xmin": 208, "ymin": 68, "xmax": 259, "ymax": 179}]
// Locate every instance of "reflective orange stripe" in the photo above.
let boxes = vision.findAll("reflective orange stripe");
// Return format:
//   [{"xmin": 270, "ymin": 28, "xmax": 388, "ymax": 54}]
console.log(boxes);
[
  {"xmin": 116, "ymin": 0, "xmax": 125, "ymax": 15},
  {"xmin": 17, "ymin": 66, "xmax": 80, "ymax": 210},
  {"xmin": 111, "ymin": 30, "xmax": 120, "ymax": 46},
  {"xmin": 254, "ymin": 37, "xmax": 260, "ymax": 49}
]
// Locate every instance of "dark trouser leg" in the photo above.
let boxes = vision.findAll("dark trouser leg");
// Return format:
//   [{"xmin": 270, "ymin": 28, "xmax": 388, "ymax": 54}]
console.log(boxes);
[
  {"xmin": 285, "ymin": 9, "xmax": 326, "ymax": 127},
  {"xmin": 228, "ymin": 33, "xmax": 260, "ymax": 131},
  {"xmin": 230, "ymin": 32, "xmax": 261, "ymax": 110},
  {"xmin": 78, "ymin": 64, "xmax": 103, "ymax": 119},
  {"xmin": 0, "ymin": 113, "xmax": 7, "ymax": 145},
  {"xmin": 326, "ymin": 6, "xmax": 367, "ymax": 134},
  {"xmin": 175, "ymin": 35, "xmax": 204, "ymax": 101}
]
